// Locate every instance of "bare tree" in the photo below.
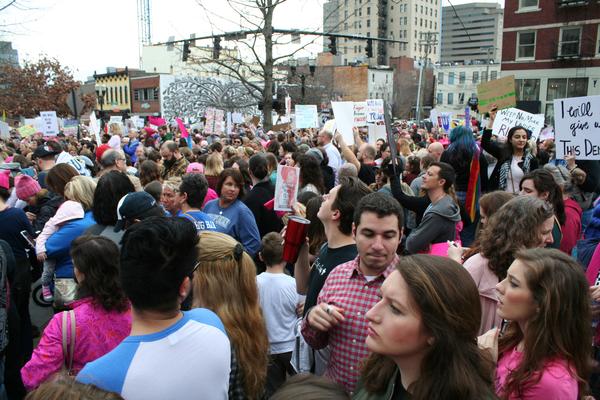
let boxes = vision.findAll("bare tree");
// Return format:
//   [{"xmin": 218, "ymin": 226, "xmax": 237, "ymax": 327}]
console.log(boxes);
[{"xmin": 190, "ymin": 0, "xmax": 352, "ymax": 129}]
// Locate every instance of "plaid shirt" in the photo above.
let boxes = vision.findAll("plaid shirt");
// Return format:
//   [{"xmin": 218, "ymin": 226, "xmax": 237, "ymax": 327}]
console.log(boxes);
[{"xmin": 301, "ymin": 255, "xmax": 399, "ymax": 394}]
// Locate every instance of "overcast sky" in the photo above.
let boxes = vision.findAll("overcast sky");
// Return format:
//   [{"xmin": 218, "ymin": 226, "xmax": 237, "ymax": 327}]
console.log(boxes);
[{"xmin": 1, "ymin": 0, "xmax": 504, "ymax": 81}]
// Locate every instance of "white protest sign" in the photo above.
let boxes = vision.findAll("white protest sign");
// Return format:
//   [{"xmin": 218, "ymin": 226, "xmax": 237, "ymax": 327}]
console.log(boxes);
[
  {"xmin": 213, "ymin": 109, "xmax": 225, "ymax": 135},
  {"xmin": 366, "ymin": 99, "xmax": 385, "ymax": 125},
  {"xmin": 204, "ymin": 108, "xmax": 215, "ymax": 135},
  {"xmin": 88, "ymin": 112, "xmax": 101, "ymax": 144},
  {"xmin": 368, "ymin": 124, "xmax": 387, "ymax": 145},
  {"xmin": 331, "ymin": 101, "xmax": 355, "ymax": 144},
  {"xmin": 40, "ymin": 111, "xmax": 59, "ymax": 136},
  {"xmin": 430, "ymin": 108, "xmax": 440, "ymax": 127},
  {"xmin": 491, "ymin": 107, "xmax": 545, "ymax": 141},
  {"xmin": 441, "ymin": 112, "xmax": 452, "ymax": 132},
  {"xmin": 294, "ymin": 105, "xmax": 318, "ymax": 129},
  {"xmin": 232, "ymin": 112, "xmax": 244, "ymax": 124},
  {"xmin": 323, "ymin": 119, "xmax": 336, "ymax": 134},
  {"xmin": 554, "ymin": 95, "xmax": 600, "ymax": 160},
  {"xmin": 353, "ymin": 102, "xmax": 367, "ymax": 127},
  {"xmin": 226, "ymin": 112, "xmax": 233, "ymax": 136},
  {"xmin": 109, "ymin": 116, "xmax": 122, "ymax": 124},
  {"xmin": 0, "ymin": 121, "xmax": 9, "ymax": 138}
]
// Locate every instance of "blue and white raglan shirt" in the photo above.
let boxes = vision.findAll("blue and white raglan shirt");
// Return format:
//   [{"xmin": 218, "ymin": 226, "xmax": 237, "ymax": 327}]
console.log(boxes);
[
  {"xmin": 179, "ymin": 210, "xmax": 218, "ymax": 232},
  {"xmin": 77, "ymin": 308, "xmax": 231, "ymax": 400}
]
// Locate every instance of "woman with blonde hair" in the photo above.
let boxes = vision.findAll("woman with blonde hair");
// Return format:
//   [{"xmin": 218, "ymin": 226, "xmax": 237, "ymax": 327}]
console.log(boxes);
[
  {"xmin": 204, "ymin": 152, "xmax": 224, "ymax": 190},
  {"xmin": 193, "ymin": 231, "xmax": 269, "ymax": 400}
]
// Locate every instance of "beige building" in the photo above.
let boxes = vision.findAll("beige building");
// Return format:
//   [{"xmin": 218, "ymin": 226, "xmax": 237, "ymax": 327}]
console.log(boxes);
[{"xmin": 323, "ymin": 0, "xmax": 441, "ymax": 65}]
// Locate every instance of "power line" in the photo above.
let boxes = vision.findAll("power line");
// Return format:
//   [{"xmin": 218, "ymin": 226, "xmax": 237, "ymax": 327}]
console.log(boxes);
[{"xmin": 446, "ymin": 0, "xmax": 472, "ymax": 42}]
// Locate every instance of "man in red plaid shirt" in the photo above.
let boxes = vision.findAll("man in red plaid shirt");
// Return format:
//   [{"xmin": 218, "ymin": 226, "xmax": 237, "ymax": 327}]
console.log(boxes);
[{"xmin": 301, "ymin": 192, "xmax": 403, "ymax": 394}]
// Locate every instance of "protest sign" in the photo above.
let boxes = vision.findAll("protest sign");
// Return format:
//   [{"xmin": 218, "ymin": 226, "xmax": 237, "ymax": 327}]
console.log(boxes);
[
  {"xmin": 553, "ymin": 95, "xmax": 600, "ymax": 160},
  {"xmin": 323, "ymin": 119, "xmax": 336, "ymax": 134},
  {"xmin": 430, "ymin": 108, "xmax": 440, "ymax": 127},
  {"xmin": 465, "ymin": 107, "xmax": 471, "ymax": 127},
  {"xmin": 491, "ymin": 107, "xmax": 545, "ymax": 141},
  {"xmin": 294, "ymin": 105, "xmax": 318, "ymax": 129},
  {"xmin": 232, "ymin": 112, "xmax": 244, "ymax": 124},
  {"xmin": 18, "ymin": 125, "xmax": 37, "ymax": 137},
  {"xmin": 88, "ymin": 112, "xmax": 101, "ymax": 144},
  {"xmin": 539, "ymin": 126, "xmax": 554, "ymax": 141},
  {"xmin": 213, "ymin": 109, "xmax": 225, "ymax": 134},
  {"xmin": 204, "ymin": 108, "xmax": 215, "ymax": 135},
  {"xmin": 366, "ymin": 99, "xmax": 385, "ymax": 125},
  {"xmin": 0, "ymin": 121, "xmax": 9, "ymax": 138},
  {"xmin": 148, "ymin": 116, "xmax": 166, "ymax": 126},
  {"xmin": 271, "ymin": 123, "xmax": 291, "ymax": 132},
  {"xmin": 62, "ymin": 119, "xmax": 79, "ymax": 136},
  {"xmin": 441, "ymin": 112, "xmax": 452, "ymax": 132},
  {"xmin": 477, "ymin": 75, "xmax": 516, "ymax": 114},
  {"xmin": 331, "ymin": 101, "xmax": 355, "ymax": 144},
  {"xmin": 353, "ymin": 102, "xmax": 368, "ymax": 127},
  {"xmin": 274, "ymin": 165, "xmax": 299, "ymax": 212},
  {"xmin": 40, "ymin": 111, "xmax": 59, "ymax": 136},
  {"xmin": 109, "ymin": 116, "xmax": 122, "ymax": 125},
  {"xmin": 368, "ymin": 124, "xmax": 387, "ymax": 145}
]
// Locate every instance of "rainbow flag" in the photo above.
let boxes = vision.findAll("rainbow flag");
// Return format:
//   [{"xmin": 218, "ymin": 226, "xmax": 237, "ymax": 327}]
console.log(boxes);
[{"xmin": 465, "ymin": 147, "xmax": 481, "ymax": 223}]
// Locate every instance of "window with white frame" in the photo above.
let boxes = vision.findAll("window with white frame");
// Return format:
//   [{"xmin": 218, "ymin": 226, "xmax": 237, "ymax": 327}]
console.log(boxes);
[
  {"xmin": 559, "ymin": 27, "xmax": 581, "ymax": 57},
  {"xmin": 517, "ymin": 31, "xmax": 536, "ymax": 59},
  {"xmin": 518, "ymin": 0, "xmax": 538, "ymax": 9},
  {"xmin": 437, "ymin": 93, "xmax": 443, "ymax": 105},
  {"xmin": 448, "ymin": 93, "xmax": 454, "ymax": 105}
]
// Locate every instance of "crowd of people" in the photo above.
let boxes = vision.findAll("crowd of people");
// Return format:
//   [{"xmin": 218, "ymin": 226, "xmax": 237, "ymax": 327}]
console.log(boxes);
[{"xmin": 0, "ymin": 106, "xmax": 599, "ymax": 399}]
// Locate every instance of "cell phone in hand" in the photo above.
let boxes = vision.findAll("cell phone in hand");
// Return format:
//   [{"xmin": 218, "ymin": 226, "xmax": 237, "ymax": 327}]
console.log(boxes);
[{"xmin": 20, "ymin": 230, "xmax": 35, "ymax": 248}]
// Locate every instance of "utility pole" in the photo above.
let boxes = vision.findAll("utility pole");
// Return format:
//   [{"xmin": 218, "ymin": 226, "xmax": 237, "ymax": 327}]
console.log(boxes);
[{"xmin": 416, "ymin": 31, "xmax": 438, "ymax": 123}]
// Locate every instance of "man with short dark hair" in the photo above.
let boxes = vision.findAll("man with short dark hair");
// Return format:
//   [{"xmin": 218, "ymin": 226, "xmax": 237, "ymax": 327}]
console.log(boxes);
[
  {"xmin": 301, "ymin": 192, "xmax": 403, "ymax": 394},
  {"xmin": 77, "ymin": 217, "xmax": 231, "ymax": 399},
  {"xmin": 176, "ymin": 174, "xmax": 217, "ymax": 232},
  {"xmin": 243, "ymin": 154, "xmax": 283, "ymax": 238},
  {"xmin": 160, "ymin": 140, "xmax": 189, "ymax": 180}
]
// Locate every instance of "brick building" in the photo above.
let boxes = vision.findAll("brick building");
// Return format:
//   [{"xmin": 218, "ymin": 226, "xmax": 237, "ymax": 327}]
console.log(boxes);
[
  {"xmin": 130, "ymin": 75, "xmax": 161, "ymax": 116},
  {"xmin": 501, "ymin": 0, "xmax": 600, "ymax": 123}
]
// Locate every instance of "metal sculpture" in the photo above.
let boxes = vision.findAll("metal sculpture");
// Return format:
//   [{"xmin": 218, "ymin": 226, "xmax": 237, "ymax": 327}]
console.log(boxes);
[{"xmin": 162, "ymin": 77, "xmax": 259, "ymax": 120}]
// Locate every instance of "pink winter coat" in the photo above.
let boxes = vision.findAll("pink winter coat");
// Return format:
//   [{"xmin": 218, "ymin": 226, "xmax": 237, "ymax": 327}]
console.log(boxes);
[
  {"xmin": 464, "ymin": 253, "xmax": 502, "ymax": 336},
  {"xmin": 21, "ymin": 297, "xmax": 131, "ymax": 391}
]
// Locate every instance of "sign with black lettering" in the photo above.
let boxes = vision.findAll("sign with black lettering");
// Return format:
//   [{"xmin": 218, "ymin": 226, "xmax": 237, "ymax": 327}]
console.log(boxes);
[{"xmin": 554, "ymin": 95, "xmax": 600, "ymax": 160}]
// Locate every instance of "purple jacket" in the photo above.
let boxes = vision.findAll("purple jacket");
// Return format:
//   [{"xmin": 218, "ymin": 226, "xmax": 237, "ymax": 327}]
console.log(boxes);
[{"xmin": 21, "ymin": 297, "xmax": 131, "ymax": 391}]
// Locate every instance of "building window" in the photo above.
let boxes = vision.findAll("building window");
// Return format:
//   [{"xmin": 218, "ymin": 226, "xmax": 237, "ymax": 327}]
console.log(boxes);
[
  {"xmin": 517, "ymin": 31, "xmax": 536, "ymax": 60},
  {"xmin": 124, "ymin": 88, "xmax": 128, "ymax": 104},
  {"xmin": 133, "ymin": 89, "xmax": 139, "ymax": 101},
  {"xmin": 459, "ymin": 93, "xmax": 465, "ymax": 104},
  {"xmin": 515, "ymin": 79, "xmax": 540, "ymax": 101},
  {"xmin": 481, "ymin": 71, "xmax": 488, "ymax": 81},
  {"xmin": 119, "ymin": 86, "xmax": 123, "ymax": 104},
  {"xmin": 366, "ymin": 19, "xmax": 370, "ymax": 28},
  {"xmin": 437, "ymin": 92, "xmax": 443, "ymax": 105},
  {"xmin": 545, "ymin": 78, "xmax": 587, "ymax": 124},
  {"xmin": 448, "ymin": 72, "xmax": 455, "ymax": 85},
  {"xmin": 490, "ymin": 71, "xmax": 498, "ymax": 80},
  {"xmin": 367, "ymin": 6, "xmax": 370, "ymax": 15},
  {"xmin": 558, "ymin": 27, "xmax": 581, "ymax": 57},
  {"xmin": 438, "ymin": 72, "xmax": 444, "ymax": 84},
  {"xmin": 372, "ymin": 73, "xmax": 375, "ymax": 82},
  {"xmin": 518, "ymin": 0, "xmax": 538, "ymax": 9},
  {"xmin": 459, "ymin": 72, "xmax": 465, "ymax": 84},
  {"xmin": 134, "ymin": 88, "xmax": 159, "ymax": 102},
  {"xmin": 472, "ymin": 71, "xmax": 479, "ymax": 83},
  {"xmin": 448, "ymin": 93, "xmax": 454, "ymax": 105}
]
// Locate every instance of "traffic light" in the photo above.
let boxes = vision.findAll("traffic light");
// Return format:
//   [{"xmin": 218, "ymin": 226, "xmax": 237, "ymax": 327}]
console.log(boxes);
[
  {"xmin": 366, "ymin": 39, "xmax": 373, "ymax": 58},
  {"xmin": 213, "ymin": 37, "xmax": 221, "ymax": 60},
  {"xmin": 182, "ymin": 40, "xmax": 191, "ymax": 62},
  {"xmin": 328, "ymin": 36, "xmax": 337, "ymax": 55}
]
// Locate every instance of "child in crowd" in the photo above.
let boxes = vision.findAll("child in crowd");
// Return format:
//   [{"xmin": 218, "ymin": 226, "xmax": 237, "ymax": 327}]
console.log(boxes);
[
  {"xmin": 256, "ymin": 232, "xmax": 300, "ymax": 397},
  {"xmin": 36, "ymin": 200, "xmax": 84, "ymax": 301}
]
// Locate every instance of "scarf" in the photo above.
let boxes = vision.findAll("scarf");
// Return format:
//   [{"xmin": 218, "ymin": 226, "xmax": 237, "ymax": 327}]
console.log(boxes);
[{"xmin": 498, "ymin": 151, "xmax": 534, "ymax": 192}]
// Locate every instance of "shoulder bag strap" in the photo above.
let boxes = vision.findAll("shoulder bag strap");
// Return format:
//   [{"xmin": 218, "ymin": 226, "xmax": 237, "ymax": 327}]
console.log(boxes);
[{"xmin": 62, "ymin": 310, "xmax": 76, "ymax": 373}]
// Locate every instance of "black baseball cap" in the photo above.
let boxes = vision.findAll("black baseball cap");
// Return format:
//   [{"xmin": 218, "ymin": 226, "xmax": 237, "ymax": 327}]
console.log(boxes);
[
  {"xmin": 114, "ymin": 191, "xmax": 163, "ymax": 232},
  {"xmin": 33, "ymin": 144, "xmax": 60, "ymax": 159}
]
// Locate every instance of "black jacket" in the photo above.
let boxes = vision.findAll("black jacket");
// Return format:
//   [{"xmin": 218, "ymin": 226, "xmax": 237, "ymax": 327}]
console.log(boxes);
[{"xmin": 242, "ymin": 180, "xmax": 283, "ymax": 238}]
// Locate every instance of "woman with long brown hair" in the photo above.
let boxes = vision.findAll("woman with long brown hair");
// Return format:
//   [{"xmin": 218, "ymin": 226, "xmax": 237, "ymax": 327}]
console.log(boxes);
[
  {"xmin": 193, "ymin": 231, "xmax": 269, "ymax": 400},
  {"xmin": 495, "ymin": 248, "xmax": 591, "ymax": 399},
  {"xmin": 354, "ymin": 255, "xmax": 496, "ymax": 399},
  {"xmin": 464, "ymin": 196, "xmax": 555, "ymax": 335}
]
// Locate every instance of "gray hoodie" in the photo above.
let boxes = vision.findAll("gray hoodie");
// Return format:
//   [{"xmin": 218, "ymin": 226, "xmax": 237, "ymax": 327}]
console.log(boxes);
[{"xmin": 405, "ymin": 194, "xmax": 461, "ymax": 254}]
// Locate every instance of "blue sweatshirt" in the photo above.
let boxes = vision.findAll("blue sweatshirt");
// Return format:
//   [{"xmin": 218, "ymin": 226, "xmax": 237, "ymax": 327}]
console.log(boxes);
[{"xmin": 203, "ymin": 199, "xmax": 261, "ymax": 256}]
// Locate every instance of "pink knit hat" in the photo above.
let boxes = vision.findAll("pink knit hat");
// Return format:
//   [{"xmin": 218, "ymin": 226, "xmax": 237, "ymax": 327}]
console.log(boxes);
[
  {"xmin": 15, "ymin": 175, "xmax": 41, "ymax": 200},
  {"xmin": 186, "ymin": 162, "xmax": 204, "ymax": 174},
  {"xmin": 0, "ymin": 170, "xmax": 9, "ymax": 190}
]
